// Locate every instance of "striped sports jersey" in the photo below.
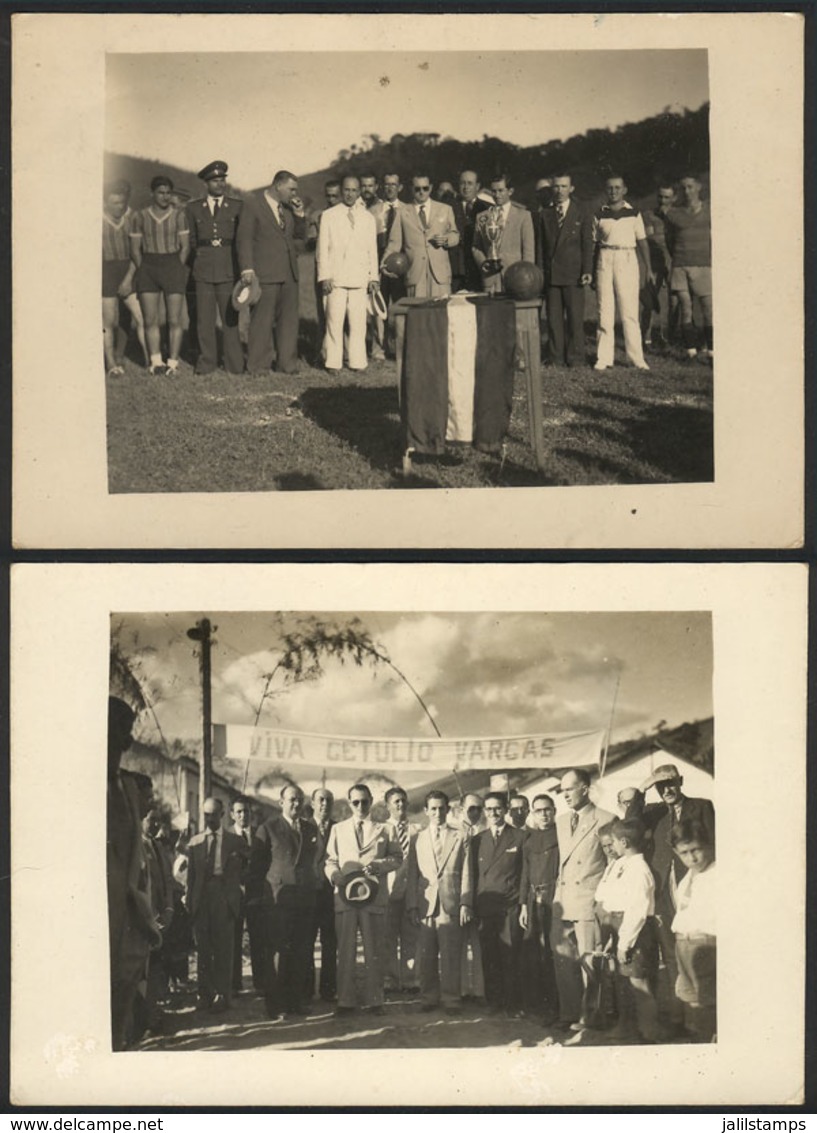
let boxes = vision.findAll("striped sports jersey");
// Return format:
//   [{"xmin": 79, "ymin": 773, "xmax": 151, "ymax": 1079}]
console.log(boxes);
[
  {"xmin": 130, "ymin": 206, "xmax": 189, "ymax": 254},
  {"xmin": 592, "ymin": 204, "xmax": 646, "ymax": 249},
  {"xmin": 103, "ymin": 208, "xmax": 132, "ymax": 261},
  {"xmin": 664, "ymin": 203, "xmax": 711, "ymax": 267}
]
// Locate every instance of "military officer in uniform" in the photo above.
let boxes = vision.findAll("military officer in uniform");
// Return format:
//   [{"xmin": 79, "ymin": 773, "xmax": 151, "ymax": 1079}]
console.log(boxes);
[{"xmin": 186, "ymin": 160, "xmax": 244, "ymax": 374}]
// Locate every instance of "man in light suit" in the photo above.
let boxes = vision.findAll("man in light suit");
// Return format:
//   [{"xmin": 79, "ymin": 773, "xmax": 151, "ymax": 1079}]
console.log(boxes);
[
  {"xmin": 472, "ymin": 792, "xmax": 527, "ymax": 1016},
  {"xmin": 229, "ymin": 795, "xmax": 264, "ymax": 995},
  {"xmin": 249, "ymin": 783, "xmax": 320, "ymax": 1019},
  {"xmin": 538, "ymin": 173, "xmax": 594, "ymax": 367},
  {"xmin": 383, "ymin": 173, "xmax": 459, "ymax": 298},
  {"xmin": 472, "ymin": 173, "xmax": 536, "ymax": 295},
  {"xmin": 187, "ymin": 797, "xmax": 248, "ymax": 1013},
  {"xmin": 324, "ymin": 783, "xmax": 402, "ymax": 1014},
  {"xmin": 383, "ymin": 786, "xmax": 421, "ymax": 993},
  {"xmin": 317, "ymin": 175, "xmax": 381, "ymax": 374},
  {"xmin": 550, "ymin": 768, "xmax": 613, "ymax": 1029},
  {"xmin": 407, "ymin": 791, "xmax": 473, "ymax": 1013},
  {"xmin": 236, "ymin": 169, "xmax": 306, "ymax": 375}
]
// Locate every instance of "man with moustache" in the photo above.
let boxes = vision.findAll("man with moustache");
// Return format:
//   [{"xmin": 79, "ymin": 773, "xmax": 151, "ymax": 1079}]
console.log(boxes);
[
  {"xmin": 449, "ymin": 169, "xmax": 491, "ymax": 293},
  {"xmin": 307, "ymin": 786, "xmax": 338, "ymax": 1002},
  {"xmin": 249, "ymin": 784, "xmax": 320, "ymax": 1019},
  {"xmin": 519, "ymin": 794, "xmax": 560, "ymax": 1024}
]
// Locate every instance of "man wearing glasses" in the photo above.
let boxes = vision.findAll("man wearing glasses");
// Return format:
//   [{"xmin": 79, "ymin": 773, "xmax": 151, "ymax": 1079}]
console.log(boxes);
[
  {"xmin": 519, "ymin": 794, "xmax": 560, "ymax": 1025},
  {"xmin": 324, "ymin": 784, "xmax": 402, "ymax": 1015},
  {"xmin": 383, "ymin": 173, "xmax": 459, "ymax": 298},
  {"xmin": 472, "ymin": 793, "xmax": 526, "ymax": 1017}
]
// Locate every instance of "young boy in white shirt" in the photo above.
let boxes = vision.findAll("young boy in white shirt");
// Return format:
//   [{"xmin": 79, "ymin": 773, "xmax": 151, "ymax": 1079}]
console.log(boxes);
[{"xmin": 670, "ymin": 819, "xmax": 716, "ymax": 1042}]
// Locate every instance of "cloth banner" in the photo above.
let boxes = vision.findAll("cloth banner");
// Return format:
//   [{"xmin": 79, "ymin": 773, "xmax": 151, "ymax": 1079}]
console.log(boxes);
[
  {"xmin": 215, "ymin": 723, "xmax": 603, "ymax": 771},
  {"xmin": 402, "ymin": 296, "xmax": 516, "ymax": 455}
]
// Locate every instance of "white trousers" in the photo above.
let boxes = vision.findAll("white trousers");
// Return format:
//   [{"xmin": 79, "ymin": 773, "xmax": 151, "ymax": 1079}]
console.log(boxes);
[
  {"xmin": 324, "ymin": 286, "xmax": 368, "ymax": 370},
  {"xmin": 595, "ymin": 248, "xmax": 646, "ymax": 367}
]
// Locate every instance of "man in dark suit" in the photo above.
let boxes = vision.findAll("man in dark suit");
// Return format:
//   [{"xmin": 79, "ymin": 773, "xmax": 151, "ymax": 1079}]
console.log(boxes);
[
  {"xmin": 639, "ymin": 763, "xmax": 715, "ymax": 1030},
  {"xmin": 236, "ymin": 169, "xmax": 306, "ymax": 375},
  {"xmin": 519, "ymin": 793, "xmax": 560, "ymax": 1024},
  {"xmin": 307, "ymin": 786, "xmax": 337, "ymax": 1002},
  {"xmin": 472, "ymin": 792, "xmax": 526, "ymax": 1016},
  {"xmin": 449, "ymin": 169, "xmax": 490, "ymax": 292},
  {"xmin": 551, "ymin": 768, "xmax": 612, "ymax": 1029},
  {"xmin": 187, "ymin": 797, "xmax": 248, "ymax": 1013},
  {"xmin": 229, "ymin": 795, "xmax": 264, "ymax": 995},
  {"xmin": 249, "ymin": 783, "xmax": 320, "ymax": 1019},
  {"xmin": 186, "ymin": 160, "xmax": 244, "ymax": 375},
  {"xmin": 538, "ymin": 173, "xmax": 594, "ymax": 367}
]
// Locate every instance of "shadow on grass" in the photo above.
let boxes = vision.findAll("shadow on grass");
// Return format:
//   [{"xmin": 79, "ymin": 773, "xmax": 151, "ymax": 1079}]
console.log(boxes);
[
  {"xmin": 274, "ymin": 471, "xmax": 325, "ymax": 491},
  {"xmin": 298, "ymin": 383, "xmax": 403, "ymax": 473}
]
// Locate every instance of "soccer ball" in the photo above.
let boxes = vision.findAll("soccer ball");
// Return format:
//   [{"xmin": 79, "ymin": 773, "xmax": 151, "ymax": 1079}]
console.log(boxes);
[
  {"xmin": 383, "ymin": 251, "xmax": 410, "ymax": 278},
  {"xmin": 503, "ymin": 261, "xmax": 544, "ymax": 300}
]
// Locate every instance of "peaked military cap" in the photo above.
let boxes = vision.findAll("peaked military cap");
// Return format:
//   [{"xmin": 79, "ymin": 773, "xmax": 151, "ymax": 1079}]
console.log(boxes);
[{"xmin": 198, "ymin": 160, "xmax": 229, "ymax": 182}]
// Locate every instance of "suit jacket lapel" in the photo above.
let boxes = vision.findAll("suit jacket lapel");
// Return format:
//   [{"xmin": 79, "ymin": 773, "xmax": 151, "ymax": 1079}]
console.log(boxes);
[{"xmin": 436, "ymin": 829, "xmax": 457, "ymax": 874}]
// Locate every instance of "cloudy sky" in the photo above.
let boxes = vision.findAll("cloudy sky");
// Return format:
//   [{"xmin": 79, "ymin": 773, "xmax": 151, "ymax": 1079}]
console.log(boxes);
[
  {"xmin": 106, "ymin": 50, "xmax": 709, "ymax": 188},
  {"xmin": 113, "ymin": 611, "xmax": 712, "ymax": 771}
]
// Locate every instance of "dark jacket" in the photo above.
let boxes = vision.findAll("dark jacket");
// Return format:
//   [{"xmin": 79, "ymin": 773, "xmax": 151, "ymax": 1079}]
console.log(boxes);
[
  {"xmin": 650, "ymin": 796, "xmax": 716, "ymax": 908},
  {"xmin": 449, "ymin": 196, "xmax": 491, "ymax": 287},
  {"xmin": 249, "ymin": 815, "xmax": 320, "ymax": 909},
  {"xmin": 186, "ymin": 196, "xmax": 242, "ymax": 283},
  {"xmin": 237, "ymin": 191, "xmax": 305, "ymax": 284},
  {"xmin": 537, "ymin": 200, "xmax": 594, "ymax": 287},
  {"xmin": 519, "ymin": 826, "xmax": 560, "ymax": 909},
  {"xmin": 472, "ymin": 825, "xmax": 526, "ymax": 917}
]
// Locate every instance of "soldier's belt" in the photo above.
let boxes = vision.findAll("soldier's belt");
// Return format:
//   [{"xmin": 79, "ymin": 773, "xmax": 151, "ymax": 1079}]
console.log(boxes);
[{"xmin": 206, "ymin": 238, "xmax": 234, "ymax": 247}]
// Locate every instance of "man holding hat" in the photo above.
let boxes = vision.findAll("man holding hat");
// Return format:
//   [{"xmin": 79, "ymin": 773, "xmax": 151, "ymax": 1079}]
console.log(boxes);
[
  {"xmin": 324, "ymin": 783, "xmax": 402, "ymax": 1015},
  {"xmin": 639, "ymin": 763, "xmax": 715, "ymax": 1031},
  {"xmin": 186, "ymin": 161, "xmax": 244, "ymax": 375}
]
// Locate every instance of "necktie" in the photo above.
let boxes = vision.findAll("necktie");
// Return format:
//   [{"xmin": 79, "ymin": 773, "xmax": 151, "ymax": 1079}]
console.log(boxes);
[
  {"xmin": 206, "ymin": 832, "xmax": 216, "ymax": 876},
  {"xmin": 244, "ymin": 829, "xmax": 251, "ymax": 846},
  {"xmin": 385, "ymin": 204, "xmax": 396, "ymax": 239},
  {"xmin": 348, "ymin": 208, "xmax": 355, "ymax": 228},
  {"xmin": 570, "ymin": 811, "xmax": 579, "ymax": 835},
  {"xmin": 355, "ymin": 821, "xmax": 365, "ymax": 850},
  {"xmin": 556, "ymin": 203, "xmax": 565, "ymax": 227},
  {"xmin": 212, "ymin": 198, "xmax": 221, "ymax": 218},
  {"xmin": 277, "ymin": 206, "xmax": 285, "ymax": 230},
  {"xmin": 433, "ymin": 826, "xmax": 442, "ymax": 858},
  {"xmin": 419, "ymin": 205, "xmax": 428, "ymax": 230},
  {"xmin": 397, "ymin": 822, "xmax": 409, "ymax": 860},
  {"xmin": 465, "ymin": 201, "xmax": 472, "ymax": 219}
]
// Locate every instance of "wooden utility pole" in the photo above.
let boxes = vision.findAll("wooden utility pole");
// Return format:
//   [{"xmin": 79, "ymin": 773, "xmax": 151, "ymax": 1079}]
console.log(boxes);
[{"xmin": 187, "ymin": 617, "xmax": 214, "ymax": 823}]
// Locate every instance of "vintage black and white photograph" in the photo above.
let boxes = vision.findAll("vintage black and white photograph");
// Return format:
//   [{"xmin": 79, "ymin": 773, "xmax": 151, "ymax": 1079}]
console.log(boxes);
[
  {"xmin": 103, "ymin": 48, "xmax": 714, "ymax": 493},
  {"xmin": 107, "ymin": 608, "xmax": 716, "ymax": 1053}
]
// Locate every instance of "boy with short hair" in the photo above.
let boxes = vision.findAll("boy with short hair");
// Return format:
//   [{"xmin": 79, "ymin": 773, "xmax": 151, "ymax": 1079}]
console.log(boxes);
[{"xmin": 670, "ymin": 819, "xmax": 716, "ymax": 1041}]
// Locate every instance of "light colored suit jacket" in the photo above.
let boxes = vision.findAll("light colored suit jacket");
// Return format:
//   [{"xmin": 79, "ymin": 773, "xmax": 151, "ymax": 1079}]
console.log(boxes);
[
  {"xmin": 317, "ymin": 202, "xmax": 379, "ymax": 288},
  {"xmin": 406, "ymin": 826, "xmax": 473, "ymax": 919},
  {"xmin": 554, "ymin": 803, "xmax": 613, "ymax": 922},
  {"xmin": 384, "ymin": 820, "xmax": 422, "ymax": 901},
  {"xmin": 473, "ymin": 202, "xmax": 536, "ymax": 292},
  {"xmin": 324, "ymin": 817, "xmax": 402, "ymax": 913},
  {"xmin": 384, "ymin": 200, "xmax": 460, "ymax": 290}
]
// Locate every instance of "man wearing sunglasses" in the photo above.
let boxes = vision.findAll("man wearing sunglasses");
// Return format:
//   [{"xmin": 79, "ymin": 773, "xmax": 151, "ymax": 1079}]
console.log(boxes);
[
  {"xmin": 324, "ymin": 783, "xmax": 402, "ymax": 1015},
  {"xmin": 383, "ymin": 173, "xmax": 459, "ymax": 298}
]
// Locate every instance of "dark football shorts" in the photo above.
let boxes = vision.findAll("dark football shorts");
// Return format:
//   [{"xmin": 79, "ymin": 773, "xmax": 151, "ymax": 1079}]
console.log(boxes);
[
  {"xmin": 136, "ymin": 252, "xmax": 188, "ymax": 296},
  {"xmin": 102, "ymin": 258, "xmax": 132, "ymax": 299}
]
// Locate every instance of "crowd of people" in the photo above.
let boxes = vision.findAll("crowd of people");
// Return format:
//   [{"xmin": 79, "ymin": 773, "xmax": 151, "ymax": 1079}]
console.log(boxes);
[
  {"xmin": 102, "ymin": 163, "xmax": 713, "ymax": 381},
  {"xmin": 107, "ymin": 697, "xmax": 717, "ymax": 1050}
]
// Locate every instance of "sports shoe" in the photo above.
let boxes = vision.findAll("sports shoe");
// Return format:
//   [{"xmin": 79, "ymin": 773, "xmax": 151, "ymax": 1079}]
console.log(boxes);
[
  {"xmin": 149, "ymin": 363, "xmax": 168, "ymax": 376},
  {"xmin": 593, "ymin": 362, "xmax": 611, "ymax": 371}
]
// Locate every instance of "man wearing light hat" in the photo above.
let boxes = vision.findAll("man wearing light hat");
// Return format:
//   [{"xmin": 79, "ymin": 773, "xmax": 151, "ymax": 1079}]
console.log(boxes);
[
  {"xmin": 186, "ymin": 160, "xmax": 244, "ymax": 374},
  {"xmin": 324, "ymin": 783, "xmax": 402, "ymax": 1015},
  {"xmin": 639, "ymin": 762, "xmax": 715, "ymax": 1032}
]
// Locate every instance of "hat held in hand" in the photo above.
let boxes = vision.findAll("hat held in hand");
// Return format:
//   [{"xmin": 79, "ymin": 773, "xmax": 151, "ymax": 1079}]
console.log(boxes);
[{"xmin": 231, "ymin": 275, "xmax": 262, "ymax": 311}]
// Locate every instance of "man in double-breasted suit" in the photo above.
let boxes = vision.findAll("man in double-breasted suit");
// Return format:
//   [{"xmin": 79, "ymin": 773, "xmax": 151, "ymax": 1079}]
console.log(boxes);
[
  {"xmin": 538, "ymin": 173, "xmax": 594, "ymax": 367},
  {"xmin": 186, "ymin": 160, "xmax": 244, "ymax": 375},
  {"xmin": 551, "ymin": 769, "xmax": 613, "ymax": 1028},
  {"xmin": 248, "ymin": 784, "xmax": 320, "ymax": 1019},
  {"xmin": 383, "ymin": 174, "xmax": 459, "ymax": 298},
  {"xmin": 406, "ymin": 791, "xmax": 473, "ymax": 1012},
  {"xmin": 236, "ymin": 169, "xmax": 306, "ymax": 375},
  {"xmin": 472, "ymin": 792, "xmax": 527, "ymax": 1015},
  {"xmin": 324, "ymin": 783, "xmax": 402, "ymax": 1013},
  {"xmin": 449, "ymin": 170, "xmax": 491, "ymax": 292},
  {"xmin": 187, "ymin": 797, "xmax": 248, "ymax": 1012},
  {"xmin": 472, "ymin": 174, "xmax": 536, "ymax": 295}
]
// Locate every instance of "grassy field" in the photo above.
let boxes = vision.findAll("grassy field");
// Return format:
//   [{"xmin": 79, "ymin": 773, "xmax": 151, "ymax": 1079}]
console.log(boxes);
[{"xmin": 107, "ymin": 256, "xmax": 713, "ymax": 494}]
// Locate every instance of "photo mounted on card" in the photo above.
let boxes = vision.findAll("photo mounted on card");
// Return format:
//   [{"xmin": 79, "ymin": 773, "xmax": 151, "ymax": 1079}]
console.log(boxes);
[
  {"xmin": 10, "ymin": 563, "xmax": 806, "ymax": 1104},
  {"xmin": 12, "ymin": 12, "xmax": 803, "ymax": 548}
]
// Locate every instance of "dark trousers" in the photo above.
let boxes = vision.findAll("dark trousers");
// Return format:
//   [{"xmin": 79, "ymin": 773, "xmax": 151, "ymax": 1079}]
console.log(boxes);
[
  {"xmin": 306, "ymin": 885, "xmax": 337, "ymax": 1000},
  {"xmin": 232, "ymin": 899, "xmax": 266, "ymax": 991},
  {"xmin": 193, "ymin": 878, "xmax": 236, "ymax": 1004},
  {"xmin": 264, "ymin": 899, "xmax": 315, "ymax": 1015},
  {"xmin": 521, "ymin": 899, "xmax": 559, "ymax": 1018},
  {"xmin": 194, "ymin": 279, "xmax": 244, "ymax": 374},
  {"xmin": 546, "ymin": 284, "xmax": 586, "ymax": 366},
  {"xmin": 247, "ymin": 279, "xmax": 299, "ymax": 373},
  {"xmin": 478, "ymin": 908, "xmax": 523, "ymax": 1011}
]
